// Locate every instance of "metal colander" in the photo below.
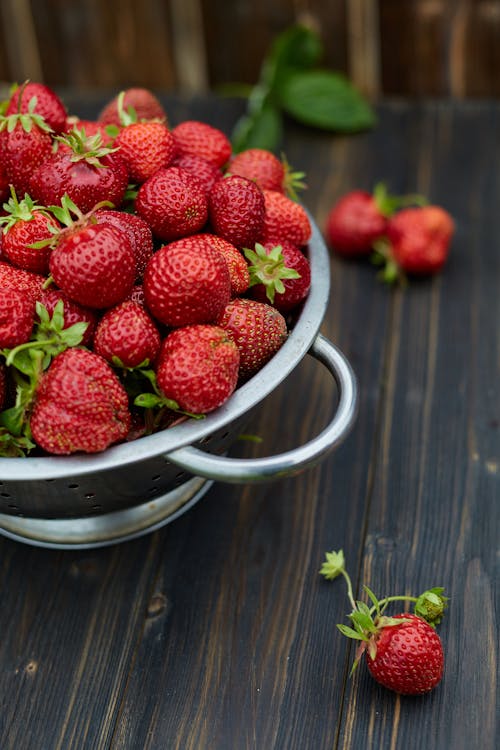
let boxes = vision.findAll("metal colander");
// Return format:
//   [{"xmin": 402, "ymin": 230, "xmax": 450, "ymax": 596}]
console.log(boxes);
[{"xmin": 0, "ymin": 218, "xmax": 358, "ymax": 548}]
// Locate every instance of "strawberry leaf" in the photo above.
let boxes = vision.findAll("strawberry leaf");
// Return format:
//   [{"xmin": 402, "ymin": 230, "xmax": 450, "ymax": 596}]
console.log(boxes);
[{"xmin": 336, "ymin": 624, "xmax": 367, "ymax": 641}]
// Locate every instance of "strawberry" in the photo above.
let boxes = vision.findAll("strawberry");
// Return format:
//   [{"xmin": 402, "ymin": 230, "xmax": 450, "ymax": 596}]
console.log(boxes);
[
  {"xmin": 320, "ymin": 550, "xmax": 448, "ymax": 695},
  {"xmin": 228, "ymin": 148, "xmax": 306, "ymax": 198},
  {"xmin": 172, "ymin": 153, "xmax": 222, "ymax": 195},
  {"xmin": 380, "ymin": 205, "xmax": 455, "ymax": 279},
  {"xmin": 93, "ymin": 300, "xmax": 161, "ymax": 367},
  {"xmin": 0, "ymin": 261, "xmax": 45, "ymax": 303},
  {"xmin": 261, "ymin": 190, "xmax": 312, "ymax": 246},
  {"xmin": 114, "ymin": 119, "xmax": 176, "ymax": 183},
  {"xmin": 98, "ymin": 88, "xmax": 168, "ymax": 127},
  {"xmin": 30, "ymin": 347, "xmax": 131, "ymax": 455},
  {"xmin": 37, "ymin": 288, "xmax": 97, "ymax": 347},
  {"xmin": 155, "ymin": 324, "xmax": 240, "ymax": 414},
  {"xmin": 172, "ymin": 120, "xmax": 232, "ymax": 168},
  {"xmin": 0, "ymin": 288, "xmax": 35, "ymax": 348},
  {"xmin": 245, "ymin": 240, "xmax": 311, "ymax": 312},
  {"xmin": 0, "ymin": 189, "xmax": 59, "ymax": 274},
  {"xmin": 135, "ymin": 166, "xmax": 208, "ymax": 242},
  {"xmin": 49, "ymin": 221, "xmax": 136, "ymax": 309},
  {"xmin": 0, "ymin": 102, "xmax": 53, "ymax": 197},
  {"xmin": 143, "ymin": 235, "xmax": 231, "ymax": 327},
  {"xmin": 198, "ymin": 233, "xmax": 250, "ymax": 296},
  {"xmin": 208, "ymin": 175, "xmax": 265, "ymax": 249},
  {"xmin": 94, "ymin": 208, "xmax": 154, "ymax": 279},
  {"xmin": 64, "ymin": 116, "xmax": 112, "ymax": 144},
  {"xmin": 0, "ymin": 160, "xmax": 10, "ymax": 203},
  {"xmin": 6, "ymin": 81, "xmax": 67, "ymax": 134},
  {"xmin": 326, "ymin": 188, "xmax": 388, "ymax": 257},
  {"xmin": 29, "ymin": 127, "xmax": 128, "ymax": 213},
  {"xmin": 216, "ymin": 297, "xmax": 287, "ymax": 380}
]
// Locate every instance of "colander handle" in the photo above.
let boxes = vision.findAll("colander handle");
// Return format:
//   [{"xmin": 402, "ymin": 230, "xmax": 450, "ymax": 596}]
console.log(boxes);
[{"xmin": 164, "ymin": 334, "xmax": 358, "ymax": 483}]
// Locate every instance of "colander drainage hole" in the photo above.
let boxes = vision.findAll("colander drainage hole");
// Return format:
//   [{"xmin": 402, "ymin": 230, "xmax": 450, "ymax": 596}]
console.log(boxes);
[
  {"xmin": 92, "ymin": 504, "xmax": 102, "ymax": 511},
  {"xmin": 1, "ymin": 492, "xmax": 11, "ymax": 498},
  {"xmin": 84, "ymin": 493, "xmax": 96, "ymax": 499},
  {"xmin": 68, "ymin": 483, "xmax": 79, "ymax": 489},
  {"xmin": 152, "ymin": 474, "xmax": 161, "ymax": 481},
  {"xmin": 7, "ymin": 504, "xmax": 19, "ymax": 510}
]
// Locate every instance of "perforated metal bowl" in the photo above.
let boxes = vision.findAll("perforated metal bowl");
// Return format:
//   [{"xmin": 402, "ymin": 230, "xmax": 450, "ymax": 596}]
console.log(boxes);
[{"xmin": 0, "ymin": 217, "xmax": 358, "ymax": 548}]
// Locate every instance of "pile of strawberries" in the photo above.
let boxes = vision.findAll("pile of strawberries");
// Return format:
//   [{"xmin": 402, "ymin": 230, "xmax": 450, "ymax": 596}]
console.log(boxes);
[
  {"xmin": 0, "ymin": 83, "xmax": 313, "ymax": 457},
  {"xmin": 325, "ymin": 183, "xmax": 455, "ymax": 283}
]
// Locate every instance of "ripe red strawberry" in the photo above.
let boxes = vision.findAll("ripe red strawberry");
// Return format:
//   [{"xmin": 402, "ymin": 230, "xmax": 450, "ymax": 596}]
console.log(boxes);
[
  {"xmin": 6, "ymin": 81, "xmax": 67, "ymax": 134},
  {"xmin": 156, "ymin": 324, "xmax": 240, "ymax": 414},
  {"xmin": 29, "ymin": 128, "xmax": 128, "ymax": 213},
  {"xmin": 0, "ymin": 190, "xmax": 59, "ymax": 274},
  {"xmin": 0, "ymin": 105, "xmax": 53, "ymax": 197},
  {"xmin": 0, "ymin": 160, "xmax": 10, "ymax": 203},
  {"xmin": 94, "ymin": 208, "xmax": 154, "ymax": 278},
  {"xmin": 326, "ymin": 189, "xmax": 388, "ymax": 257},
  {"xmin": 172, "ymin": 153, "xmax": 222, "ymax": 195},
  {"xmin": 320, "ymin": 550, "xmax": 448, "ymax": 696},
  {"xmin": 135, "ymin": 166, "xmax": 208, "ymax": 242},
  {"xmin": 64, "ymin": 117, "xmax": 112, "ymax": 144},
  {"xmin": 172, "ymin": 120, "xmax": 232, "ymax": 168},
  {"xmin": 114, "ymin": 120, "xmax": 176, "ymax": 183},
  {"xmin": 216, "ymin": 297, "xmax": 287, "ymax": 380},
  {"xmin": 37, "ymin": 288, "xmax": 98, "ymax": 347},
  {"xmin": 245, "ymin": 240, "xmax": 311, "ymax": 312},
  {"xmin": 261, "ymin": 190, "xmax": 312, "ymax": 246},
  {"xmin": 0, "ymin": 261, "xmax": 45, "ymax": 303},
  {"xmin": 0, "ymin": 288, "xmax": 35, "ymax": 348},
  {"xmin": 30, "ymin": 347, "xmax": 131, "ymax": 455},
  {"xmin": 198, "ymin": 233, "xmax": 250, "ymax": 296},
  {"xmin": 364, "ymin": 613, "xmax": 444, "ymax": 695},
  {"xmin": 49, "ymin": 222, "xmax": 136, "ymax": 309},
  {"xmin": 93, "ymin": 300, "xmax": 161, "ymax": 367},
  {"xmin": 385, "ymin": 205, "xmax": 454, "ymax": 277},
  {"xmin": 143, "ymin": 235, "xmax": 231, "ymax": 327},
  {"xmin": 208, "ymin": 175, "xmax": 265, "ymax": 248},
  {"xmin": 228, "ymin": 148, "xmax": 286, "ymax": 192},
  {"xmin": 98, "ymin": 88, "xmax": 168, "ymax": 127}
]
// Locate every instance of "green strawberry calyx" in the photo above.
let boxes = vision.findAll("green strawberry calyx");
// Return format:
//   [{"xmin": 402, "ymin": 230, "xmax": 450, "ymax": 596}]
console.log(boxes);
[
  {"xmin": 0, "ymin": 186, "xmax": 55, "ymax": 232},
  {"xmin": 54, "ymin": 126, "xmax": 119, "ymax": 167},
  {"xmin": 0, "ymin": 91, "xmax": 53, "ymax": 135},
  {"xmin": 319, "ymin": 549, "xmax": 448, "ymax": 672},
  {"xmin": 282, "ymin": 153, "xmax": 307, "ymax": 201},
  {"xmin": 244, "ymin": 242, "xmax": 301, "ymax": 303},
  {"xmin": 372, "ymin": 182, "xmax": 428, "ymax": 218}
]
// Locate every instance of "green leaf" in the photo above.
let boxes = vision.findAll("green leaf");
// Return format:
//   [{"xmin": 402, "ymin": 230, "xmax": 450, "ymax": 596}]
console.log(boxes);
[
  {"xmin": 232, "ymin": 103, "xmax": 283, "ymax": 153},
  {"xmin": 336, "ymin": 624, "xmax": 367, "ymax": 641},
  {"xmin": 134, "ymin": 393, "xmax": 165, "ymax": 409},
  {"xmin": 0, "ymin": 404, "xmax": 26, "ymax": 436},
  {"xmin": 263, "ymin": 24, "xmax": 323, "ymax": 90},
  {"xmin": 278, "ymin": 69, "xmax": 376, "ymax": 132}
]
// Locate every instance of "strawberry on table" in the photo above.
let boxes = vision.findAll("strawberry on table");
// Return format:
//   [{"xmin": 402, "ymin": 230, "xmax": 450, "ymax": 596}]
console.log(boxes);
[
  {"xmin": 172, "ymin": 120, "xmax": 231, "ymax": 168},
  {"xmin": 155, "ymin": 324, "xmax": 240, "ymax": 414},
  {"xmin": 244, "ymin": 240, "xmax": 311, "ymax": 312},
  {"xmin": 325, "ymin": 186, "xmax": 390, "ymax": 257},
  {"xmin": 30, "ymin": 348, "xmax": 131, "ymax": 455},
  {"xmin": 93, "ymin": 300, "xmax": 161, "ymax": 368},
  {"xmin": 208, "ymin": 175, "xmax": 265, "ymax": 249},
  {"xmin": 6, "ymin": 81, "xmax": 67, "ymax": 134},
  {"xmin": 261, "ymin": 189, "xmax": 312, "ymax": 246},
  {"xmin": 143, "ymin": 235, "xmax": 231, "ymax": 327},
  {"xmin": 135, "ymin": 166, "xmax": 208, "ymax": 242},
  {"xmin": 216, "ymin": 297, "xmax": 288, "ymax": 380},
  {"xmin": 0, "ymin": 189, "xmax": 59, "ymax": 274}
]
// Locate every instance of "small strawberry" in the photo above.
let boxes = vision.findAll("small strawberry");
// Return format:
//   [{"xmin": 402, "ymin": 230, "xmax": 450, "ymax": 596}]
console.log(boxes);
[
  {"xmin": 98, "ymin": 88, "xmax": 168, "ymax": 127},
  {"xmin": 261, "ymin": 190, "xmax": 312, "ymax": 246},
  {"xmin": 198, "ymin": 233, "xmax": 250, "ymax": 296},
  {"xmin": 244, "ymin": 240, "xmax": 311, "ymax": 312},
  {"xmin": 6, "ymin": 81, "xmax": 67, "ymax": 134},
  {"xmin": 208, "ymin": 175, "xmax": 265, "ymax": 249},
  {"xmin": 30, "ymin": 347, "xmax": 131, "ymax": 455},
  {"xmin": 376, "ymin": 205, "xmax": 455, "ymax": 281},
  {"xmin": 0, "ymin": 188, "xmax": 59, "ymax": 274},
  {"xmin": 320, "ymin": 550, "xmax": 448, "ymax": 695},
  {"xmin": 0, "ymin": 99, "xmax": 53, "ymax": 197},
  {"xmin": 29, "ymin": 127, "xmax": 128, "ymax": 213},
  {"xmin": 172, "ymin": 120, "xmax": 231, "ymax": 168},
  {"xmin": 113, "ymin": 93, "xmax": 176, "ymax": 183},
  {"xmin": 93, "ymin": 300, "xmax": 161, "ymax": 368},
  {"xmin": 94, "ymin": 208, "xmax": 154, "ymax": 278},
  {"xmin": 135, "ymin": 166, "xmax": 208, "ymax": 242},
  {"xmin": 0, "ymin": 261, "xmax": 45, "ymax": 303},
  {"xmin": 228, "ymin": 149, "xmax": 305, "ymax": 198},
  {"xmin": 216, "ymin": 297, "xmax": 287, "ymax": 380},
  {"xmin": 325, "ymin": 184, "xmax": 427, "ymax": 258},
  {"xmin": 49, "ymin": 202, "xmax": 136, "ymax": 309},
  {"xmin": 155, "ymin": 324, "xmax": 240, "ymax": 414},
  {"xmin": 172, "ymin": 153, "xmax": 223, "ymax": 195},
  {"xmin": 37, "ymin": 288, "xmax": 97, "ymax": 347},
  {"xmin": 0, "ymin": 288, "xmax": 35, "ymax": 348},
  {"xmin": 143, "ymin": 235, "xmax": 231, "ymax": 327}
]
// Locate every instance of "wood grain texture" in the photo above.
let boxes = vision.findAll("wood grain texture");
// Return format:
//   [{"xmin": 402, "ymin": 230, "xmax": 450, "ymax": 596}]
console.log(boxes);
[{"xmin": 0, "ymin": 95, "xmax": 498, "ymax": 749}]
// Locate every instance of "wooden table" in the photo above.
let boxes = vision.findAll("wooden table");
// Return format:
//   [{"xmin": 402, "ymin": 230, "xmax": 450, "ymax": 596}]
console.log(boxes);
[{"xmin": 0, "ymin": 94, "xmax": 497, "ymax": 749}]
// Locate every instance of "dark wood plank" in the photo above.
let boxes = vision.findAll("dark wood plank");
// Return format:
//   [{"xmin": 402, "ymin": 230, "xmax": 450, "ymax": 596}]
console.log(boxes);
[{"xmin": 337, "ymin": 102, "xmax": 499, "ymax": 749}]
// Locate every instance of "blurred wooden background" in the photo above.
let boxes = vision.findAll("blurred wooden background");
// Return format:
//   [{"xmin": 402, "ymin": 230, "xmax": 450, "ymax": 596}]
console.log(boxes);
[{"xmin": 0, "ymin": 0, "xmax": 499, "ymax": 98}]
